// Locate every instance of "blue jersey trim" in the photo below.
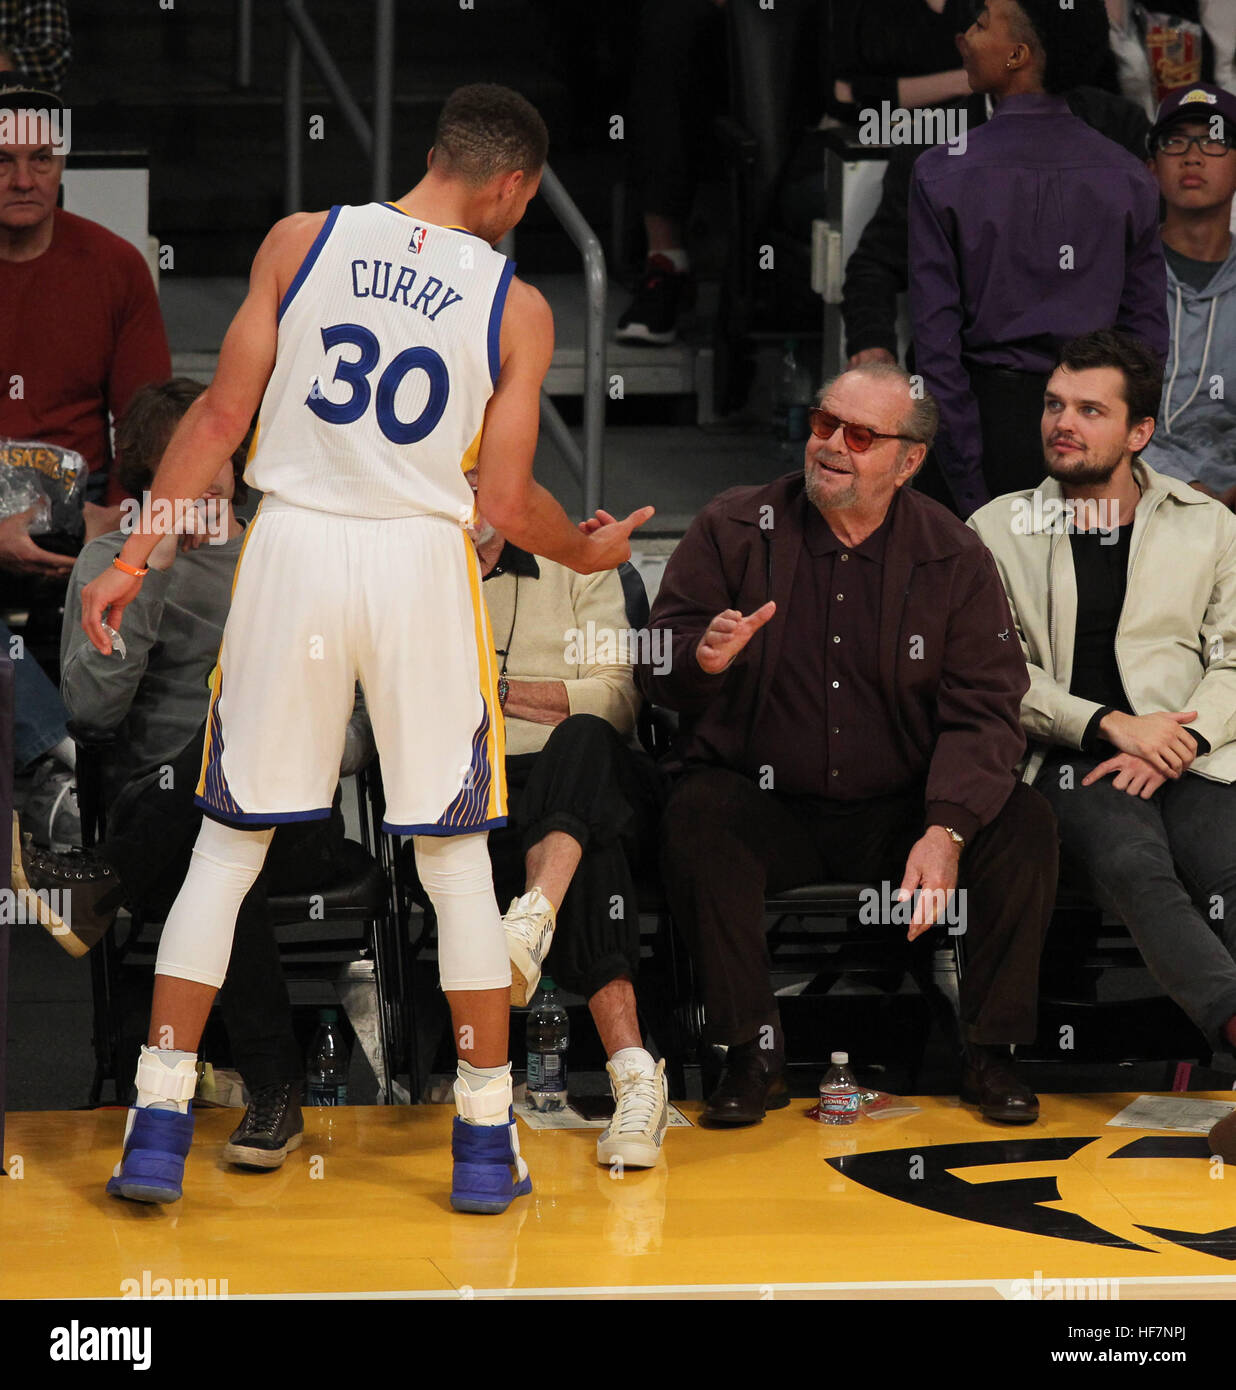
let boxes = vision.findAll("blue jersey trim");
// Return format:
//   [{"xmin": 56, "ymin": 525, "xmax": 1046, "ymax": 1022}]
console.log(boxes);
[
  {"xmin": 277, "ymin": 204, "xmax": 342, "ymax": 324},
  {"xmin": 384, "ymin": 815, "xmax": 508, "ymax": 836},
  {"xmin": 195, "ymin": 797, "xmax": 333, "ymax": 828},
  {"xmin": 488, "ymin": 258, "xmax": 516, "ymax": 387}
]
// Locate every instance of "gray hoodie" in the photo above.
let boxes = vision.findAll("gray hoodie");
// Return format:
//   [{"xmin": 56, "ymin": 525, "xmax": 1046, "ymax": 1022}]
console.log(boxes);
[{"xmin": 1139, "ymin": 241, "xmax": 1236, "ymax": 493}]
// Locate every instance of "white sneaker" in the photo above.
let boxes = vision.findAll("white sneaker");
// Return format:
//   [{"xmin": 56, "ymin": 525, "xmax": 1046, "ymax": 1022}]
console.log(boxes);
[
  {"xmin": 504, "ymin": 888, "xmax": 556, "ymax": 1006},
  {"xmin": 597, "ymin": 1058, "xmax": 669, "ymax": 1170},
  {"xmin": 24, "ymin": 754, "xmax": 80, "ymax": 851}
]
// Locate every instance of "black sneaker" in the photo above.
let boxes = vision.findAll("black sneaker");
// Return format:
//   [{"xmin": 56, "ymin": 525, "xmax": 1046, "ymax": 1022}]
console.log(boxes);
[
  {"xmin": 11, "ymin": 811, "xmax": 122, "ymax": 958},
  {"xmin": 223, "ymin": 1082, "xmax": 305, "ymax": 1169},
  {"xmin": 616, "ymin": 254, "xmax": 693, "ymax": 345}
]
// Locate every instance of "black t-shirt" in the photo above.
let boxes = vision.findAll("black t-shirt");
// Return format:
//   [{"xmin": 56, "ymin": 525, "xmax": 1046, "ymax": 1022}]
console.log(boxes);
[
  {"xmin": 1068, "ymin": 523, "xmax": 1134, "ymax": 715},
  {"xmin": 1164, "ymin": 242, "xmax": 1223, "ymax": 293}
]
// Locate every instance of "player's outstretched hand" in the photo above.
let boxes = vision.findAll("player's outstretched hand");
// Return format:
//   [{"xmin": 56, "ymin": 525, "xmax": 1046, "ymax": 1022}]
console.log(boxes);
[
  {"xmin": 81, "ymin": 564, "xmax": 144, "ymax": 655},
  {"xmin": 579, "ymin": 505, "xmax": 655, "ymax": 572}
]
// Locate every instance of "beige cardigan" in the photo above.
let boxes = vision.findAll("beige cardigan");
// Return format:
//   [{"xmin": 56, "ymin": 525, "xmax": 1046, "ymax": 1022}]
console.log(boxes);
[
  {"xmin": 483, "ymin": 557, "xmax": 641, "ymax": 758},
  {"xmin": 967, "ymin": 459, "xmax": 1236, "ymax": 786}
]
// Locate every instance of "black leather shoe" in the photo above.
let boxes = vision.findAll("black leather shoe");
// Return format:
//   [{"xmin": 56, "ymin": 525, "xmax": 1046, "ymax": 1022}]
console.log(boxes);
[
  {"xmin": 960, "ymin": 1045, "xmax": 1039, "ymax": 1125},
  {"xmin": 701, "ymin": 1041, "xmax": 790, "ymax": 1127},
  {"xmin": 223, "ymin": 1082, "xmax": 305, "ymax": 1168}
]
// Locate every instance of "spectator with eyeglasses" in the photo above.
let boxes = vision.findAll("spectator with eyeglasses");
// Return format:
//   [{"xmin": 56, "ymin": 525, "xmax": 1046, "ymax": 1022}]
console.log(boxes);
[
  {"xmin": 1138, "ymin": 84, "xmax": 1236, "ymax": 509},
  {"xmin": 640, "ymin": 362, "xmax": 1057, "ymax": 1129}
]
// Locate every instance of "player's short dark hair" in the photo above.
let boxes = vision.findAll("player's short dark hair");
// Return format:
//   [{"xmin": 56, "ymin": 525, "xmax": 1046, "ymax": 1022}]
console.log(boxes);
[
  {"xmin": 1054, "ymin": 330, "xmax": 1164, "ymax": 425},
  {"xmin": 116, "ymin": 377, "xmax": 250, "ymax": 502},
  {"xmin": 432, "ymin": 83, "xmax": 548, "ymax": 185},
  {"xmin": 1011, "ymin": 0, "xmax": 1111, "ymax": 94}
]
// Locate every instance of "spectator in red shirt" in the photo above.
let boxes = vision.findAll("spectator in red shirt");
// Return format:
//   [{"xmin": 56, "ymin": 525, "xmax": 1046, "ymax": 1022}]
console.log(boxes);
[{"xmin": 0, "ymin": 73, "xmax": 170, "ymax": 517}]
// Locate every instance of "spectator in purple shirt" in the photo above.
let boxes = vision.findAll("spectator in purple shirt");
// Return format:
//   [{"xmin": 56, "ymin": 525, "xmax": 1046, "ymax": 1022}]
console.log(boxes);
[{"xmin": 909, "ymin": 0, "xmax": 1169, "ymax": 517}]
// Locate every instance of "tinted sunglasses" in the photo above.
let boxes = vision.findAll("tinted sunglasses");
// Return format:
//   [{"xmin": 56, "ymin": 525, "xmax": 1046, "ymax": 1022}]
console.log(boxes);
[{"xmin": 808, "ymin": 407, "xmax": 921, "ymax": 453}]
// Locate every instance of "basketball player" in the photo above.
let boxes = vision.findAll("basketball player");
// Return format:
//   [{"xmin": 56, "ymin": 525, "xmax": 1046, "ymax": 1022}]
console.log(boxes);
[{"xmin": 79, "ymin": 85, "xmax": 652, "ymax": 1214}]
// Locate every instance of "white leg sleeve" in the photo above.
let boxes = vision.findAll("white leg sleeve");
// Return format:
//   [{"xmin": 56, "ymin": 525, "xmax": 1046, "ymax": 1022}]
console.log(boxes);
[
  {"xmin": 154, "ymin": 819, "xmax": 275, "ymax": 988},
  {"xmin": 414, "ymin": 832, "xmax": 509, "ymax": 991}
]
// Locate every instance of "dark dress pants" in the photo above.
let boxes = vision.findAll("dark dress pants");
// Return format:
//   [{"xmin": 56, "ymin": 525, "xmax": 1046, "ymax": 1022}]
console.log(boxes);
[{"xmin": 659, "ymin": 766, "xmax": 1057, "ymax": 1048}]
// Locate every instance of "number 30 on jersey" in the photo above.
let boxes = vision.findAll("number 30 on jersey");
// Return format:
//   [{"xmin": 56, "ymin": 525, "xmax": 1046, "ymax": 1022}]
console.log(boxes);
[{"xmin": 306, "ymin": 322, "xmax": 450, "ymax": 445}]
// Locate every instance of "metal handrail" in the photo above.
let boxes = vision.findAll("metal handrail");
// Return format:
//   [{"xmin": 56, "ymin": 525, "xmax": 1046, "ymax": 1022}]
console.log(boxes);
[
  {"xmin": 283, "ymin": 0, "xmax": 393, "ymax": 208},
  {"xmin": 276, "ymin": 2, "xmax": 603, "ymax": 511},
  {"xmin": 536, "ymin": 165, "xmax": 606, "ymax": 516}
]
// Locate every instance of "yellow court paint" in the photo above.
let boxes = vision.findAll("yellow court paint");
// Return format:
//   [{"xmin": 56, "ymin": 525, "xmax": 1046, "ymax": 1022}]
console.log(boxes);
[{"xmin": 3, "ymin": 1095, "xmax": 1234, "ymax": 1300}]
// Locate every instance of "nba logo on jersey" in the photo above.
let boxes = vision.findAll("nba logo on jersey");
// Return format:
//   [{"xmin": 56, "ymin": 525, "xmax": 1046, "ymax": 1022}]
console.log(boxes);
[{"xmin": 408, "ymin": 225, "xmax": 428, "ymax": 254}]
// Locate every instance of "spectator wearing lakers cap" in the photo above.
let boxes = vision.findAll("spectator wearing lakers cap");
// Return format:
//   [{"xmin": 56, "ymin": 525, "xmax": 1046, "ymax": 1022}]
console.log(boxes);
[{"xmin": 1139, "ymin": 82, "xmax": 1236, "ymax": 508}]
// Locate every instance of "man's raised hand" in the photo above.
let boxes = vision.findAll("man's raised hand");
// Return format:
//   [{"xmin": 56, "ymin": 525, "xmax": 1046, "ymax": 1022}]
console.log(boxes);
[{"xmin": 695, "ymin": 602, "xmax": 776, "ymax": 674}]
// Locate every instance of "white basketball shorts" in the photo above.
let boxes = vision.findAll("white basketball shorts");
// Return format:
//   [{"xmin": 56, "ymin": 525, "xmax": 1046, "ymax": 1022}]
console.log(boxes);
[{"xmin": 195, "ymin": 497, "xmax": 506, "ymax": 833}]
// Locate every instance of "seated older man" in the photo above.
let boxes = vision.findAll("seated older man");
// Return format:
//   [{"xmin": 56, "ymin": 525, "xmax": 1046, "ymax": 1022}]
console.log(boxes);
[{"xmin": 641, "ymin": 363, "xmax": 1058, "ymax": 1126}]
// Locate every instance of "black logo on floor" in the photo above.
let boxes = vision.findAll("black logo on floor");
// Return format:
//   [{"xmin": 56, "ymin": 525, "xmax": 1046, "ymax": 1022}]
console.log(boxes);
[{"xmin": 828, "ymin": 1136, "xmax": 1235, "ymax": 1259}]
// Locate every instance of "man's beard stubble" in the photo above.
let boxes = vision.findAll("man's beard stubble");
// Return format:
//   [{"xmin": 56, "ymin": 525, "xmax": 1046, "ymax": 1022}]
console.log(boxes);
[{"xmin": 1044, "ymin": 442, "xmax": 1124, "ymax": 487}]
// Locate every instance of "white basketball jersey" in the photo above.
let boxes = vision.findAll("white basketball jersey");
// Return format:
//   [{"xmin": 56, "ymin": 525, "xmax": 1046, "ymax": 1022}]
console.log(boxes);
[{"xmin": 245, "ymin": 203, "xmax": 514, "ymax": 521}]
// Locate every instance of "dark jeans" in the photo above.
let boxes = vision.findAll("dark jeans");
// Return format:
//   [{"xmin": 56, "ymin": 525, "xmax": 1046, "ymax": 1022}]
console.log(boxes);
[
  {"xmin": 1035, "ymin": 749, "xmax": 1236, "ymax": 1051},
  {"xmin": 494, "ymin": 715, "xmax": 667, "ymax": 1000},
  {"xmin": 660, "ymin": 767, "xmax": 1057, "ymax": 1049},
  {"xmin": 627, "ymin": 0, "xmax": 727, "ymax": 225},
  {"xmin": 970, "ymin": 364, "xmax": 1052, "ymax": 502},
  {"xmin": 103, "ymin": 720, "xmax": 350, "ymax": 1090},
  {"xmin": 403, "ymin": 714, "xmax": 668, "ymax": 1002},
  {"xmin": 2, "ymin": 620, "xmax": 68, "ymax": 768}
]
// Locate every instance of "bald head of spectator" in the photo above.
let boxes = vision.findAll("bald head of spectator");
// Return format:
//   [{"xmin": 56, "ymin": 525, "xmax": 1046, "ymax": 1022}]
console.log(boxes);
[{"xmin": 959, "ymin": 0, "xmax": 1111, "ymax": 99}]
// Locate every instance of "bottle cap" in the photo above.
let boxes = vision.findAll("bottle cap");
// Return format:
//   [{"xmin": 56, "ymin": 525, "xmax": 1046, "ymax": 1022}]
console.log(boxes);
[
  {"xmin": 540, "ymin": 977, "xmax": 556, "ymax": 992},
  {"xmin": 830, "ymin": 1051, "xmax": 848, "ymax": 1064},
  {"xmin": 318, "ymin": 1006, "xmax": 338, "ymax": 1024}
]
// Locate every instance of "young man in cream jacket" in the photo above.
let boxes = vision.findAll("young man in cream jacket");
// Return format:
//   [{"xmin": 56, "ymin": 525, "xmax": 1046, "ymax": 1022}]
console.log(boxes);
[{"xmin": 968, "ymin": 329, "xmax": 1236, "ymax": 1074}]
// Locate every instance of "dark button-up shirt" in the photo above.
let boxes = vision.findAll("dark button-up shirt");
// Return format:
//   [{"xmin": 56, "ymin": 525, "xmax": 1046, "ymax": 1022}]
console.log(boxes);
[
  {"xmin": 639, "ymin": 473, "xmax": 1030, "ymax": 843},
  {"xmin": 909, "ymin": 92, "xmax": 1168, "ymax": 517},
  {"xmin": 755, "ymin": 496, "xmax": 909, "ymax": 798}
]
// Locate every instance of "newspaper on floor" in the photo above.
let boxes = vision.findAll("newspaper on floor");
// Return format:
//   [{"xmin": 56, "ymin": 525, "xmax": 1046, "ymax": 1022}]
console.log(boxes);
[
  {"xmin": 1106, "ymin": 1095, "xmax": 1236, "ymax": 1133},
  {"xmin": 515, "ymin": 1096, "xmax": 693, "ymax": 1131}
]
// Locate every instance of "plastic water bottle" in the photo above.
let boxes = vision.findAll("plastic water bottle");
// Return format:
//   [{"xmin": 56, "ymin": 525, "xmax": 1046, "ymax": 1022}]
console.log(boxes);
[
  {"xmin": 818, "ymin": 1051, "xmax": 860, "ymax": 1125},
  {"xmin": 526, "ymin": 977, "xmax": 569, "ymax": 1112},
  {"xmin": 772, "ymin": 338, "xmax": 813, "ymax": 445},
  {"xmin": 306, "ymin": 1007, "xmax": 349, "ymax": 1105}
]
